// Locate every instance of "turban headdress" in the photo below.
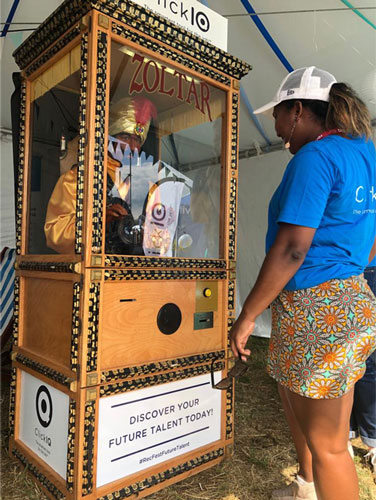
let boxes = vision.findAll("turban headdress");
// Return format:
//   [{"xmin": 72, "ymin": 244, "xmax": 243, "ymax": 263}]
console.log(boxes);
[{"xmin": 109, "ymin": 96, "xmax": 157, "ymax": 144}]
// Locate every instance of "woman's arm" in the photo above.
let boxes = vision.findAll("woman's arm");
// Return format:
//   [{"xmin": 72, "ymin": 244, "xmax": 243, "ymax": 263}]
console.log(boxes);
[
  {"xmin": 230, "ymin": 222, "xmax": 316, "ymax": 360},
  {"xmin": 369, "ymin": 235, "xmax": 376, "ymax": 263}
]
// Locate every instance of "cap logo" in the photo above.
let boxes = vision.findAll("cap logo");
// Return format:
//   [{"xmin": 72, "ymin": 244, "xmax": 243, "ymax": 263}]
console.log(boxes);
[{"xmin": 287, "ymin": 89, "xmax": 295, "ymax": 96}]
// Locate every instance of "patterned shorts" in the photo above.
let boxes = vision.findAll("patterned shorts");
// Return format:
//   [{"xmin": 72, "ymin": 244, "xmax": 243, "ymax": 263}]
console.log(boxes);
[{"xmin": 267, "ymin": 275, "xmax": 376, "ymax": 399}]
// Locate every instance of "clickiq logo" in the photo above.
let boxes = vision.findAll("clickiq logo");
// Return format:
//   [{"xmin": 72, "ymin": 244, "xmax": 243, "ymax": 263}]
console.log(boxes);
[
  {"xmin": 157, "ymin": 1, "xmax": 211, "ymax": 33},
  {"xmin": 36, "ymin": 386, "xmax": 53, "ymax": 428},
  {"xmin": 194, "ymin": 10, "xmax": 210, "ymax": 33}
]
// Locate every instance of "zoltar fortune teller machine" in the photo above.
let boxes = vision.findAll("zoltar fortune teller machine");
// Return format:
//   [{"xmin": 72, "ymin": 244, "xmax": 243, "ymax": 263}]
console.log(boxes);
[{"xmin": 9, "ymin": 1, "xmax": 251, "ymax": 499}]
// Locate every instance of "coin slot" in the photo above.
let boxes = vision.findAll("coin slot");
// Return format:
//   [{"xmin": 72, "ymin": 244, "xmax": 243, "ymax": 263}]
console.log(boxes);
[{"xmin": 194, "ymin": 311, "xmax": 213, "ymax": 330}]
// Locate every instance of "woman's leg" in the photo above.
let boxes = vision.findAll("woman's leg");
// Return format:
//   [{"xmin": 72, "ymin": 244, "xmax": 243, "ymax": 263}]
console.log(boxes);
[
  {"xmin": 278, "ymin": 384, "xmax": 313, "ymax": 482},
  {"xmin": 285, "ymin": 387, "xmax": 358, "ymax": 500}
]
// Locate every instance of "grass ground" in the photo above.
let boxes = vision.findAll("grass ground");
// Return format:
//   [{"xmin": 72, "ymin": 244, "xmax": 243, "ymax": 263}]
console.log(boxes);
[{"xmin": 1, "ymin": 337, "xmax": 375, "ymax": 500}]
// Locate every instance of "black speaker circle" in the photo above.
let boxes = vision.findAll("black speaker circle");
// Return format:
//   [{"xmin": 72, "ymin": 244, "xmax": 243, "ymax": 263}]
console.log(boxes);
[{"xmin": 157, "ymin": 303, "xmax": 182, "ymax": 335}]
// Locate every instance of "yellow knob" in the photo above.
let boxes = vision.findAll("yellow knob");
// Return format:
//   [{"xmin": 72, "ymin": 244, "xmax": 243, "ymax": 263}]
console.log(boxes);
[{"xmin": 203, "ymin": 288, "xmax": 212, "ymax": 298}]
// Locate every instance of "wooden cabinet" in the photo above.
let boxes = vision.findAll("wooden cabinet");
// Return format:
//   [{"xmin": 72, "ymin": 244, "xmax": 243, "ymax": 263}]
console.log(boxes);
[{"xmin": 9, "ymin": 2, "xmax": 250, "ymax": 499}]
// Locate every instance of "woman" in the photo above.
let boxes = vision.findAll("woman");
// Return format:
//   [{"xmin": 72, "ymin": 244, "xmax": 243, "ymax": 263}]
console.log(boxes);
[{"xmin": 230, "ymin": 67, "xmax": 376, "ymax": 500}]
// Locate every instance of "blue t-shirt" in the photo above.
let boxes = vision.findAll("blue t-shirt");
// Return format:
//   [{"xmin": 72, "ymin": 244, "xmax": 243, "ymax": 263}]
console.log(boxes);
[{"xmin": 266, "ymin": 135, "xmax": 376, "ymax": 290}]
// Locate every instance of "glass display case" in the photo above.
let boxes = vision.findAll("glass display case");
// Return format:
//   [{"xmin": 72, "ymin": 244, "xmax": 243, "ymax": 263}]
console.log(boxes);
[
  {"xmin": 105, "ymin": 41, "xmax": 226, "ymax": 259},
  {"xmin": 9, "ymin": 2, "xmax": 250, "ymax": 499},
  {"xmin": 28, "ymin": 46, "xmax": 81, "ymax": 255}
]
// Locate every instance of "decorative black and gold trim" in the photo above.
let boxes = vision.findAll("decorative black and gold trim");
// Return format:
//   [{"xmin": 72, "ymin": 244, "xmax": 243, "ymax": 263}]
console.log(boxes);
[
  {"xmin": 14, "ymin": 0, "xmax": 90, "ymax": 70},
  {"xmin": 12, "ymin": 449, "xmax": 65, "ymax": 499},
  {"xmin": 82, "ymin": 401, "xmax": 96, "ymax": 496},
  {"xmin": 91, "ymin": 30, "xmax": 107, "ymax": 254},
  {"xmin": 101, "ymin": 350, "xmax": 225, "ymax": 383},
  {"xmin": 14, "ymin": 354, "xmax": 74, "ymax": 389},
  {"xmin": 12, "ymin": 277, "xmax": 20, "ymax": 346},
  {"xmin": 25, "ymin": 25, "xmax": 81, "ymax": 77},
  {"xmin": 225, "ymin": 385, "xmax": 234, "ymax": 440},
  {"xmin": 17, "ymin": 261, "xmax": 78, "ymax": 273},
  {"xmin": 104, "ymin": 255, "xmax": 226, "ymax": 269},
  {"xmin": 228, "ymin": 177, "xmax": 237, "ymax": 261},
  {"xmin": 98, "ymin": 448, "xmax": 224, "ymax": 500},
  {"xmin": 15, "ymin": 82, "xmax": 26, "ymax": 255},
  {"xmin": 71, "ymin": 283, "xmax": 81, "ymax": 372},
  {"xmin": 75, "ymin": 31, "xmax": 88, "ymax": 254},
  {"xmin": 9, "ymin": 368, "xmax": 17, "ymax": 437},
  {"xmin": 227, "ymin": 316, "xmax": 235, "ymax": 349},
  {"xmin": 100, "ymin": 361, "xmax": 224, "ymax": 397},
  {"xmin": 86, "ymin": 283, "xmax": 100, "ymax": 372},
  {"xmin": 104, "ymin": 269, "xmax": 227, "ymax": 282},
  {"xmin": 14, "ymin": 0, "xmax": 250, "ymax": 80},
  {"xmin": 231, "ymin": 93, "xmax": 239, "ymax": 170},
  {"xmin": 228, "ymin": 280, "xmax": 235, "ymax": 311},
  {"xmin": 66, "ymin": 400, "xmax": 76, "ymax": 493},
  {"xmin": 112, "ymin": 23, "xmax": 231, "ymax": 86}
]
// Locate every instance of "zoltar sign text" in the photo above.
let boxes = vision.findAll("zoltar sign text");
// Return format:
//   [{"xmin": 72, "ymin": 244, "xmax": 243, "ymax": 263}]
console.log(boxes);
[{"xmin": 129, "ymin": 53, "xmax": 213, "ymax": 121}]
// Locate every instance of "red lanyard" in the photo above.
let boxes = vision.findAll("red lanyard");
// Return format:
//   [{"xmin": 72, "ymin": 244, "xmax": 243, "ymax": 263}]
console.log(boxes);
[{"xmin": 315, "ymin": 128, "xmax": 342, "ymax": 141}]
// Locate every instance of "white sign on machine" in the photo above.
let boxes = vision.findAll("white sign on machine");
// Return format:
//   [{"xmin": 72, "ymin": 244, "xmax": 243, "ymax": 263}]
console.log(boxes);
[
  {"xmin": 131, "ymin": 0, "xmax": 228, "ymax": 51},
  {"xmin": 19, "ymin": 372, "xmax": 70, "ymax": 479},
  {"xmin": 97, "ymin": 372, "xmax": 222, "ymax": 487}
]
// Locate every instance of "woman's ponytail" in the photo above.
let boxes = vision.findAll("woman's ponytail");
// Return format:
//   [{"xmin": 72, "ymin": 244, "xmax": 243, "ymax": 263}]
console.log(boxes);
[{"xmin": 326, "ymin": 83, "xmax": 372, "ymax": 139}]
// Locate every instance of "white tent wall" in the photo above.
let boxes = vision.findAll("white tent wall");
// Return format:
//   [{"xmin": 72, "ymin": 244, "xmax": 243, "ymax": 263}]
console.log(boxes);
[
  {"xmin": 0, "ymin": 132, "xmax": 15, "ymax": 248},
  {"xmin": 236, "ymin": 149, "xmax": 289, "ymax": 337}
]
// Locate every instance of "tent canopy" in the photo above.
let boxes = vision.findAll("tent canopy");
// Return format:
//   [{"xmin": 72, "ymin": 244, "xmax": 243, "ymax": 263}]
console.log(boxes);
[{"xmin": 1, "ymin": 0, "xmax": 375, "ymax": 147}]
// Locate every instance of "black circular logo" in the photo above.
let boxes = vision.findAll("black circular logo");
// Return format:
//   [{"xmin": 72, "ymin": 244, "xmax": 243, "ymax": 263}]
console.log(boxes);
[
  {"xmin": 152, "ymin": 203, "xmax": 166, "ymax": 222},
  {"xmin": 196, "ymin": 11, "xmax": 210, "ymax": 32},
  {"xmin": 36, "ymin": 386, "xmax": 53, "ymax": 428}
]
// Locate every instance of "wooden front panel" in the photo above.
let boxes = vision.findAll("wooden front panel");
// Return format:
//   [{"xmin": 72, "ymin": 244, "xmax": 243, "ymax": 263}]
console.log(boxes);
[
  {"xmin": 100, "ymin": 280, "xmax": 223, "ymax": 370},
  {"xmin": 21, "ymin": 277, "xmax": 74, "ymax": 369}
]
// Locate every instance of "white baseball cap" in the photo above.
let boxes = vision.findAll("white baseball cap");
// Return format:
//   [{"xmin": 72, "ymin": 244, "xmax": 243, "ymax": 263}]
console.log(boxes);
[{"xmin": 253, "ymin": 66, "xmax": 337, "ymax": 115}]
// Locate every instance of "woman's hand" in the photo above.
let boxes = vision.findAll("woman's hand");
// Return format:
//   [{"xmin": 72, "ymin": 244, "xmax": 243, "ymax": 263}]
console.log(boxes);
[
  {"xmin": 106, "ymin": 203, "xmax": 128, "ymax": 224},
  {"xmin": 229, "ymin": 316, "xmax": 255, "ymax": 361}
]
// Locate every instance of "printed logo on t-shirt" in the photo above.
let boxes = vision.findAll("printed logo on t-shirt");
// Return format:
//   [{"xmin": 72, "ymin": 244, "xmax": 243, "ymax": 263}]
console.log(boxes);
[
  {"xmin": 353, "ymin": 185, "xmax": 376, "ymax": 215},
  {"xmin": 355, "ymin": 185, "xmax": 376, "ymax": 203}
]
